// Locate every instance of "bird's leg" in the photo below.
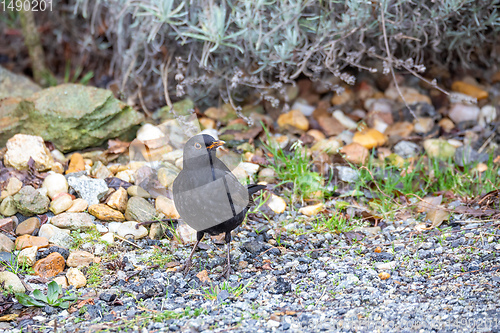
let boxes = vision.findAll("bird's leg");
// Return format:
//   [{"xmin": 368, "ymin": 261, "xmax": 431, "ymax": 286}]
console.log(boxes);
[
  {"xmin": 183, "ymin": 231, "xmax": 204, "ymax": 276},
  {"xmin": 220, "ymin": 232, "xmax": 232, "ymax": 280}
]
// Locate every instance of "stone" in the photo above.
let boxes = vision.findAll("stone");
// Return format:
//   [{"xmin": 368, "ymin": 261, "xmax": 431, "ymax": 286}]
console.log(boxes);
[
  {"xmin": 12, "ymin": 84, "xmax": 144, "ymax": 152},
  {"xmin": 176, "ymin": 223, "xmax": 197, "ymax": 244},
  {"xmin": 339, "ymin": 143, "xmax": 369, "ymax": 164},
  {"xmin": 331, "ymin": 88, "xmax": 353, "ymax": 105},
  {"xmin": 335, "ymin": 166, "xmax": 360, "ymax": 183},
  {"xmin": 67, "ymin": 176, "xmax": 108, "ymax": 206},
  {"xmin": 18, "ymin": 246, "xmax": 38, "ymax": 266},
  {"xmin": 106, "ymin": 187, "xmax": 128, "ymax": 212},
  {"xmin": 15, "ymin": 235, "xmax": 49, "ymax": 250},
  {"xmin": 38, "ymin": 224, "xmax": 70, "ymax": 240},
  {"xmin": 352, "ymin": 128, "xmax": 387, "ymax": 149},
  {"xmin": 266, "ymin": 194, "xmax": 286, "ymax": 214},
  {"xmin": 0, "ymin": 196, "xmax": 17, "ymax": 216},
  {"xmin": 149, "ymin": 223, "xmax": 165, "ymax": 240},
  {"xmin": 258, "ymin": 168, "xmax": 276, "ymax": 183},
  {"xmin": 66, "ymin": 250, "xmax": 95, "ymax": 268},
  {"xmin": 108, "ymin": 221, "xmax": 148, "ymax": 240},
  {"xmin": 88, "ymin": 204, "xmax": 125, "ymax": 221},
  {"xmin": 393, "ymin": 141, "xmax": 421, "ymax": 159},
  {"xmin": 127, "ymin": 186, "xmax": 151, "ymax": 199},
  {"xmin": 332, "ymin": 110, "xmax": 357, "ymax": 129},
  {"xmin": 0, "ymin": 271, "xmax": 25, "ymax": 293},
  {"xmin": 15, "ymin": 217, "xmax": 40, "ymax": 236},
  {"xmin": 199, "ymin": 117, "xmax": 216, "ymax": 130},
  {"xmin": 115, "ymin": 170, "xmax": 135, "ymax": 183},
  {"xmin": 385, "ymin": 86, "xmax": 431, "ymax": 105},
  {"xmin": 89, "ymin": 161, "xmax": 112, "ymax": 179},
  {"xmin": 478, "ymin": 105, "xmax": 496, "ymax": 127},
  {"xmin": 448, "ymin": 104, "xmax": 480, "ymax": 124},
  {"xmin": 438, "ymin": 118, "xmax": 455, "ymax": 132},
  {"xmin": 317, "ymin": 116, "xmax": 345, "ymax": 136},
  {"xmin": 42, "ymin": 173, "xmax": 69, "ymax": 199},
  {"xmin": 291, "ymin": 99, "xmax": 315, "ymax": 116},
  {"xmin": 413, "ymin": 117, "xmax": 434, "ymax": 133},
  {"xmin": 53, "ymin": 276, "xmax": 69, "ymax": 288},
  {"xmin": 0, "ymin": 217, "xmax": 17, "ymax": 233},
  {"xmin": 48, "ymin": 232, "xmax": 74, "ymax": 248},
  {"xmin": 0, "ymin": 66, "xmax": 41, "ymax": 100},
  {"xmin": 66, "ymin": 198, "xmax": 88, "ymax": 213},
  {"xmin": 306, "ymin": 129, "xmax": 325, "ymax": 142},
  {"xmin": 125, "ymin": 197, "xmax": 157, "ymax": 223},
  {"xmin": 384, "ymin": 122, "xmax": 413, "ymax": 138},
  {"xmin": 50, "ymin": 212, "xmax": 95, "ymax": 231},
  {"xmin": 242, "ymin": 240, "xmax": 265, "ymax": 254},
  {"xmin": 66, "ymin": 153, "xmax": 85, "ymax": 174},
  {"xmin": 423, "ymin": 139, "xmax": 456, "ymax": 159},
  {"xmin": 454, "ymin": 146, "xmax": 489, "ymax": 167},
  {"xmin": 157, "ymin": 166, "xmax": 179, "ymax": 189},
  {"xmin": 298, "ymin": 203, "xmax": 324, "ymax": 216},
  {"xmin": 6, "ymin": 177, "xmax": 23, "ymax": 196},
  {"xmin": 310, "ymin": 138, "xmax": 342, "ymax": 155},
  {"xmin": 100, "ymin": 232, "xmax": 114, "ymax": 244},
  {"xmin": 13, "ymin": 186, "xmax": 50, "ymax": 216},
  {"xmin": 155, "ymin": 196, "xmax": 180, "ymax": 219},
  {"xmin": 451, "ymin": 81, "xmax": 488, "ymax": 100},
  {"xmin": 66, "ymin": 267, "xmax": 86, "ymax": 288},
  {"xmin": 277, "ymin": 110, "xmax": 309, "ymax": 131},
  {"xmin": 49, "ymin": 193, "xmax": 73, "ymax": 215},
  {"xmin": 4, "ymin": 134, "xmax": 54, "ymax": 171},
  {"xmin": 372, "ymin": 118, "xmax": 389, "ymax": 134},
  {"xmin": 0, "ymin": 234, "xmax": 14, "ymax": 252},
  {"xmin": 33, "ymin": 252, "xmax": 65, "ymax": 278},
  {"xmin": 379, "ymin": 272, "xmax": 390, "ymax": 280}
]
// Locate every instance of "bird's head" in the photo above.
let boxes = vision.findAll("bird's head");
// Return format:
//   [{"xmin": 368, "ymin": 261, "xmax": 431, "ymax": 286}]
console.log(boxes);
[{"xmin": 182, "ymin": 134, "xmax": 225, "ymax": 166}]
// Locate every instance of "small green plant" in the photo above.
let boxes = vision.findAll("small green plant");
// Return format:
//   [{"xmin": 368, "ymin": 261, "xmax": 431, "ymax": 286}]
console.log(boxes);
[
  {"xmin": 15, "ymin": 281, "xmax": 77, "ymax": 309},
  {"xmin": 144, "ymin": 248, "xmax": 173, "ymax": 268},
  {"xmin": 86, "ymin": 263, "xmax": 107, "ymax": 288},
  {"xmin": 201, "ymin": 279, "xmax": 254, "ymax": 300},
  {"xmin": 0, "ymin": 252, "xmax": 34, "ymax": 275}
]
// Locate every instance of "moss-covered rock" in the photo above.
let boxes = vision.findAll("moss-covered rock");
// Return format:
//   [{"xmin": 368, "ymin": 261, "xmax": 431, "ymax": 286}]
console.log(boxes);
[{"xmin": 0, "ymin": 84, "xmax": 144, "ymax": 152}]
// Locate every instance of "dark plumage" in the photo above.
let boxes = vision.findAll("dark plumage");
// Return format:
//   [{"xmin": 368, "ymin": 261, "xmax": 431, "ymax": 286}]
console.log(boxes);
[{"xmin": 173, "ymin": 134, "xmax": 266, "ymax": 279}]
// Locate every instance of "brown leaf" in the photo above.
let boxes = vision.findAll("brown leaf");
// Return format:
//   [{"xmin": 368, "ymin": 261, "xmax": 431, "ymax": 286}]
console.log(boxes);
[
  {"xmin": 417, "ymin": 195, "xmax": 442, "ymax": 213},
  {"xmin": 427, "ymin": 208, "xmax": 450, "ymax": 228},
  {"xmin": 77, "ymin": 298, "xmax": 95, "ymax": 309},
  {"xmin": 196, "ymin": 270, "xmax": 211, "ymax": 284}
]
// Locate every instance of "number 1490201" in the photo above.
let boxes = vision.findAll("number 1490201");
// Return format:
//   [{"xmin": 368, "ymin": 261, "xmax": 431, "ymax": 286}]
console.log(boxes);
[{"xmin": 1, "ymin": 0, "xmax": 53, "ymax": 11}]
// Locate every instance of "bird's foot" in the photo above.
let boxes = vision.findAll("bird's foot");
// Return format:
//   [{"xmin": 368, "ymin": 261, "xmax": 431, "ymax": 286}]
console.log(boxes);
[
  {"xmin": 183, "ymin": 259, "xmax": 192, "ymax": 277},
  {"xmin": 219, "ymin": 265, "xmax": 231, "ymax": 280}
]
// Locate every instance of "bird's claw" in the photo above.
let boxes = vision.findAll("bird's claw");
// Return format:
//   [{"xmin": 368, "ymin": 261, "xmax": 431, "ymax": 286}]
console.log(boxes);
[
  {"xmin": 219, "ymin": 265, "xmax": 231, "ymax": 280},
  {"xmin": 183, "ymin": 259, "xmax": 192, "ymax": 277}
]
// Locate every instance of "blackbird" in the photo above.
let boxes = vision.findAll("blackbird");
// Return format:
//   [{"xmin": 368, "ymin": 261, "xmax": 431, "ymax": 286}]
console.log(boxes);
[{"xmin": 173, "ymin": 134, "xmax": 266, "ymax": 279}]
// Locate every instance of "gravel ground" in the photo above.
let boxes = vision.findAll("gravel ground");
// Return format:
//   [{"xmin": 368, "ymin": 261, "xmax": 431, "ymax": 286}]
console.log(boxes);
[{"xmin": 3, "ymin": 213, "xmax": 499, "ymax": 333}]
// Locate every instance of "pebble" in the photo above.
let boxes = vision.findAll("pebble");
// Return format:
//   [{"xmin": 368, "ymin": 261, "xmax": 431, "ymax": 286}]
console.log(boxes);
[
  {"xmin": 423, "ymin": 139, "xmax": 456, "ymax": 159},
  {"xmin": 66, "ymin": 250, "xmax": 95, "ymax": 268},
  {"xmin": 136, "ymin": 123, "xmax": 165, "ymax": 141},
  {"xmin": 339, "ymin": 143, "xmax": 369, "ymax": 164},
  {"xmin": 4, "ymin": 134, "xmax": 54, "ymax": 171},
  {"xmin": 66, "ymin": 267, "xmax": 87, "ymax": 288},
  {"xmin": 67, "ymin": 175, "xmax": 108, "ymax": 206},
  {"xmin": 258, "ymin": 168, "xmax": 276, "ymax": 183},
  {"xmin": 53, "ymin": 276, "xmax": 69, "ymax": 288},
  {"xmin": 6, "ymin": 177, "xmax": 23, "ymax": 196},
  {"xmin": 15, "ymin": 235, "xmax": 49, "ymax": 250},
  {"xmin": 88, "ymin": 204, "xmax": 125, "ymax": 221},
  {"xmin": 478, "ymin": 105, "xmax": 496, "ymax": 127},
  {"xmin": 413, "ymin": 117, "xmax": 434, "ymax": 133},
  {"xmin": 100, "ymin": 232, "xmax": 115, "ymax": 244},
  {"xmin": 379, "ymin": 272, "xmax": 391, "ymax": 280},
  {"xmin": 332, "ymin": 110, "xmax": 357, "ymax": 129},
  {"xmin": 18, "ymin": 246, "xmax": 38, "ymax": 266},
  {"xmin": 266, "ymin": 194, "xmax": 287, "ymax": 214},
  {"xmin": 310, "ymin": 138, "xmax": 342, "ymax": 155},
  {"xmin": 317, "ymin": 116, "xmax": 345, "ymax": 136},
  {"xmin": 0, "ymin": 217, "xmax": 17, "ymax": 233},
  {"xmin": 91, "ymin": 161, "xmax": 113, "ymax": 179},
  {"xmin": 384, "ymin": 121, "xmax": 414, "ymax": 138},
  {"xmin": 277, "ymin": 110, "xmax": 309, "ymax": 131},
  {"xmin": 33, "ymin": 252, "xmax": 65, "ymax": 278},
  {"xmin": 106, "ymin": 187, "xmax": 128, "ymax": 212},
  {"xmin": 16, "ymin": 217, "xmax": 40, "ymax": 235},
  {"xmin": 66, "ymin": 153, "xmax": 85, "ymax": 174},
  {"xmin": 451, "ymin": 81, "xmax": 488, "ymax": 100},
  {"xmin": 42, "ymin": 173, "xmax": 69, "ymax": 199},
  {"xmin": 115, "ymin": 170, "xmax": 135, "ymax": 183},
  {"xmin": 305, "ymin": 129, "xmax": 325, "ymax": 142},
  {"xmin": 127, "ymin": 186, "xmax": 151, "ymax": 199},
  {"xmin": 125, "ymin": 197, "xmax": 157, "ymax": 222},
  {"xmin": 0, "ymin": 271, "xmax": 25, "ymax": 293},
  {"xmin": 438, "ymin": 118, "xmax": 455, "ymax": 132},
  {"xmin": 38, "ymin": 224, "xmax": 70, "ymax": 240},
  {"xmin": 298, "ymin": 203, "xmax": 324, "ymax": 216},
  {"xmin": 331, "ymin": 88, "xmax": 353, "ymax": 105},
  {"xmin": 50, "ymin": 212, "xmax": 95, "ymax": 231},
  {"xmin": 108, "ymin": 221, "xmax": 148, "ymax": 240},
  {"xmin": 157, "ymin": 165, "xmax": 179, "ymax": 189},
  {"xmin": 176, "ymin": 223, "xmax": 197, "ymax": 244},
  {"xmin": 290, "ymin": 99, "xmax": 315, "ymax": 116},
  {"xmin": 352, "ymin": 128, "xmax": 387, "ymax": 149},
  {"xmin": 0, "ymin": 234, "xmax": 14, "ymax": 252},
  {"xmin": 240, "ymin": 162, "xmax": 260, "ymax": 176},
  {"xmin": 48, "ymin": 232, "xmax": 74, "ymax": 249},
  {"xmin": 448, "ymin": 104, "xmax": 480, "ymax": 124},
  {"xmin": 0, "ymin": 196, "xmax": 17, "ymax": 216},
  {"xmin": 49, "ymin": 193, "xmax": 73, "ymax": 214},
  {"xmin": 393, "ymin": 141, "xmax": 420, "ymax": 158},
  {"xmin": 66, "ymin": 198, "xmax": 88, "ymax": 213},
  {"xmin": 155, "ymin": 196, "xmax": 180, "ymax": 219},
  {"xmin": 13, "ymin": 185, "xmax": 50, "ymax": 216}
]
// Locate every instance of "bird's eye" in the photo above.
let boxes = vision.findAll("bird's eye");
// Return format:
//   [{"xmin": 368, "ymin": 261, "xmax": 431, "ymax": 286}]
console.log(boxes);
[{"xmin": 194, "ymin": 142, "xmax": 202, "ymax": 149}]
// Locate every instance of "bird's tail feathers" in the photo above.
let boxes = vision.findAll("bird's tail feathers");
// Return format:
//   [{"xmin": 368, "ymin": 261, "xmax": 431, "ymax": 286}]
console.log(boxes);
[{"xmin": 247, "ymin": 184, "xmax": 266, "ymax": 196}]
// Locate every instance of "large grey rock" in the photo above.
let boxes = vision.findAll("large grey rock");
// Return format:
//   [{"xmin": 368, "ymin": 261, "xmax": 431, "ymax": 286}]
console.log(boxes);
[
  {"xmin": 50, "ymin": 212, "xmax": 95, "ymax": 231},
  {"xmin": 0, "ymin": 66, "xmax": 41, "ymax": 99},
  {"xmin": 454, "ymin": 145, "xmax": 489, "ymax": 167},
  {"xmin": 124, "ymin": 197, "xmax": 157, "ymax": 222},
  {"xmin": 0, "ymin": 83, "xmax": 144, "ymax": 152}
]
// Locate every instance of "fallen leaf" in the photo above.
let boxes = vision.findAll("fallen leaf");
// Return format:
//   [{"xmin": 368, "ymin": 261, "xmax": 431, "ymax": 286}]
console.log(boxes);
[
  {"xmin": 196, "ymin": 270, "xmax": 211, "ymax": 284},
  {"xmin": 77, "ymin": 298, "xmax": 95, "ymax": 309},
  {"xmin": 427, "ymin": 208, "xmax": 450, "ymax": 228},
  {"xmin": 417, "ymin": 195, "xmax": 442, "ymax": 213}
]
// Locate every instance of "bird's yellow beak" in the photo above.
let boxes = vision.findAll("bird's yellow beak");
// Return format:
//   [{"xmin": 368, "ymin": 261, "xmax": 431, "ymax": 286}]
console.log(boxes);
[{"xmin": 207, "ymin": 140, "xmax": 225, "ymax": 150}]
